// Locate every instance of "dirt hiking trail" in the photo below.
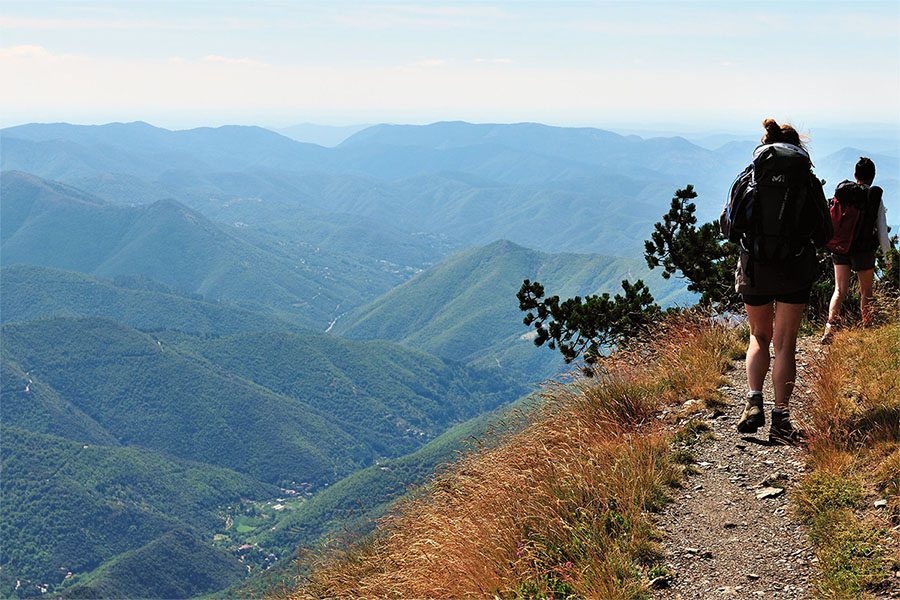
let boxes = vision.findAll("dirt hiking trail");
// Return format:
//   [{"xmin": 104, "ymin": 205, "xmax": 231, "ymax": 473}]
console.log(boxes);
[{"xmin": 655, "ymin": 337, "xmax": 823, "ymax": 599}]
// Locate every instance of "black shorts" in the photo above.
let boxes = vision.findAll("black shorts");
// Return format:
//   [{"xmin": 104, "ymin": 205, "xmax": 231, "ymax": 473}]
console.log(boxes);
[
  {"xmin": 742, "ymin": 287, "xmax": 811, "ymax": 306},
  {"xmin": 832, "ymin": 250, "xmax": 876, "ymax": 271}
]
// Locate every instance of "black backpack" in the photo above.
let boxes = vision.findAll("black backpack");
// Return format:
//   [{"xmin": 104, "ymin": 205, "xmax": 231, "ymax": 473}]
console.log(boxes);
[{"xmin": 721, "ymin": 143, "xmax": 822, "ymax": 264}]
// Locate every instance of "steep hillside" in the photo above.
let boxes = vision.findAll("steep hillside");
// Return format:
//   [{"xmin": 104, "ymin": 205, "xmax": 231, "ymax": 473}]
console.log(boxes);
[
  {"xmin": 0, "ymin": 356, "xmax": 119, "ymax": 446},
  {"xmin": 162, "ymin": 329, "xmax": 525, "ymax": 447},
  {"xmin": 0, "ymin": 264, "xmax": 305, "ymax": 335},
  {"xmin": 0, "ymin": 171, "xmax": 407, "ymax": 328},
  {"xmin": 57, "ymin": 529, "xmax": 247, "ymax": 600},
  {"xmin": 0, "ymin": 426, "xmax": 276, "ymax": 598},
  {"xmin": 222, "ymin": 401, "xmax": 529, "ymax": 598},
  {"xmin": 335, "ymin": 240, "xmax": 691, "ymax": 381},
  {"xmin": 2, "ymin": 317, "xmax": 360, "ymax": 486},
  {"xmin": 2, "ymin": 317, "xmax": 524, "ymax": 486}
]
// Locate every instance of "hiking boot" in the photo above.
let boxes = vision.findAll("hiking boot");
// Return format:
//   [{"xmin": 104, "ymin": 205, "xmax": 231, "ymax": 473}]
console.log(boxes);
[
  {"xmin": 769, "ymin": 409, "xmax": 805, "ymax": 445},
  {"xmin": 737, "ymin": 392, "xmax": 765, "ymax": 433},
  {"xmin": 820, "ymin": 321, "xmax": 838, "ymax": 345}
]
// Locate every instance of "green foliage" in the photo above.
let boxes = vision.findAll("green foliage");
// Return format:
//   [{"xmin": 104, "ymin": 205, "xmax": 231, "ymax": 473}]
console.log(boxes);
[
  {"xmin": 339, "ymin": 240, "xmax": 688, "ymax": 382},
  {"xmin": 671, "ymin": 419, "xmax": 715, "ymax": 447},
  {"xmin": 516, "ymin": 185, "xmax": 746, "ymax": 374},
  {"xmin": 2, "ymin": 317, "xmax": 521, "ymax": 488},
  {"xmin": 256, "ymin": 406, "xmax": 514, "ymax": 558},
  {"xmin": 513, "ymin": 184, "xmax": 751, "ymax": 373},
  {"xmin": 0, "ymin": 264, "xmax": 305, "ymax": 335},
  {"xmin": 796, "ymin": 472, "xmax": 887, "ymax": 599},
  {"xmin": 643, "ymin": 185, "xmax": 739, "ymax": 309},
  {"xmin": 0, "ymin": 426, "xmax": 275, "ymax": 597},
  {"xmin": 57, "ymin": 530, "xmax": 247, "ymax": 600},
  {"xmin": 165, "ymin": 329, "xmax": 525, "ymax": 455},
  {"xmin": 517, "ymin": 278, "xmax": 660, "ymax": 375}
]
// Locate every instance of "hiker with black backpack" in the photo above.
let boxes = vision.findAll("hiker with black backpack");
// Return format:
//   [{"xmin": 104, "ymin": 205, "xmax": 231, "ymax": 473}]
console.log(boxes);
[
  {"xmin": 821, "ymin": 157, "xmax": 892, "ymax": 343},
  {"xmin": 719, "ymin": 119, "xmax": 832, "ymax": 444}
]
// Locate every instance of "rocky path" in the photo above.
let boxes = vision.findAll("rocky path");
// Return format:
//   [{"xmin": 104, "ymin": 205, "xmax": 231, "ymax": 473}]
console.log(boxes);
[{"xmin": 654, "ymin": 337, "xmax": 825, "ymax": 599}]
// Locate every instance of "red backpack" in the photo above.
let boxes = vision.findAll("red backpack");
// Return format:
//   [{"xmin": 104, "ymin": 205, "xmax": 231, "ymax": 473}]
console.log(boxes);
[{"xmin": 826, "ymin": 181, "xmax": 880, "ymax": 254}]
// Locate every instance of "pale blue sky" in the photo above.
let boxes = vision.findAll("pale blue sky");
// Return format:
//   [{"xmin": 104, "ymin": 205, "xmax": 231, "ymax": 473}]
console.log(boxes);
[{"xmin": 1, "ymin": 1, "xmax": 898, "ymax": 130}]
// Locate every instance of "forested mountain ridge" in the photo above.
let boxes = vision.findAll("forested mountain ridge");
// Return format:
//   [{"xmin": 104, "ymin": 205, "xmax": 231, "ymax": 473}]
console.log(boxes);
[
  {"xmin": 0, "ymin": 426, "xmax": 276, "ymax": 598},
  {"xmin": 0, "ymin": 264, "xmax": 307, "ymax": 335},
  {"xmin": 335, "ymin": 239, "xmax": 690, "ymax": 381},
  {"xmin": 2, "ymin": 316, "xmax": 523, "ymax": 486},
  {"xmin": 0, "ymin": 171, "xmax": 410, "ymax": 328}
]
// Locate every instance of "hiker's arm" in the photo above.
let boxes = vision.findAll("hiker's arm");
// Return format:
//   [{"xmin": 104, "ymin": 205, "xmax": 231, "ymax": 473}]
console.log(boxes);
[{"xmin": 875, "ymin": 198, "xmax": 891, "ymax": 255}]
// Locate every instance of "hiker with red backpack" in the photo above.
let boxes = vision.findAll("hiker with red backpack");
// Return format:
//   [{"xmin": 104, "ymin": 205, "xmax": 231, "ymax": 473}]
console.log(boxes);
[
  {"xmin": 720, "ymin": 119, "xmax": 832, "ymax": 444},
  {"xmin": 821, "ymin": 157, "xmax": 892, "ymax": 342}
]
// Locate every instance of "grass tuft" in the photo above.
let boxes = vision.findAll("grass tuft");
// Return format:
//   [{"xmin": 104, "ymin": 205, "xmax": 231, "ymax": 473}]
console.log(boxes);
[{"xmin": 796, "ymin": 317, "xmax": 899, "ymax": 599}]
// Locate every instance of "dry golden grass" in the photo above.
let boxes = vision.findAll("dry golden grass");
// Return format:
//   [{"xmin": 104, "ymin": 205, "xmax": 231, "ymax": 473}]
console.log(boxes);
[
  {"xmin": 285, "ymin": 313, "xmax": 740, "ymax": 599},
  {"xmin": 797, "ymin": 314, "xmax": 899, "ymax": 599}
]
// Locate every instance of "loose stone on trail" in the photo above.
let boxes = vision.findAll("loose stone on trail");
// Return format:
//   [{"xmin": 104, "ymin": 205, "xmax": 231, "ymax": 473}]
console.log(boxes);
[{"xmin": 756, "ymin": 487, "xmax": 785, "ymax": 500}]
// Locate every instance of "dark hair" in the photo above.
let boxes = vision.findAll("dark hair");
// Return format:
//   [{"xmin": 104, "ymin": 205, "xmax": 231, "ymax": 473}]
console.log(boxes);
[
  {"xmin": 855, "ymin": 157, "xmax": 875, "ymax": 183},
  {"xmin": 761, "ymin": 118, "xmax": 806, "ymax": 149}
]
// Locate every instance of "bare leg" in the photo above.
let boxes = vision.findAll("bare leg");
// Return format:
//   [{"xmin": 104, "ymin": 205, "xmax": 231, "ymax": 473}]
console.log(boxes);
[
  {"xmin": 745, "ymin": 303, "xmax": 775, "ymax": 392},
  {"xmin": 827, "ymin": 264, "xmax": 852, "ymax": 324},
  {"xmin": 771, "ymin": 302, "xmax": 806, "ymax": 409},
  {"xmin": 858, "ymin": 268, "xmax": 875, "ymax": 326}
]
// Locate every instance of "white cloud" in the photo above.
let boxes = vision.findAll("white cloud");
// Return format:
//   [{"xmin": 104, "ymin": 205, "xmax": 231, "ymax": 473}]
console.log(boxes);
[
  {"xmin": 410, "ymin": 59, "xmax": 447, "ymax": 68},
  {"xmin": 492, "ymin": 58, "xmax": 513, "ymax": 64},
  {"xmin": 0, "ymin": 45, "xmax": 54, "ymax": 59},
  {"xmin": 202, "ymin": 54, "xmax": 267, "ymax": 67}
]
